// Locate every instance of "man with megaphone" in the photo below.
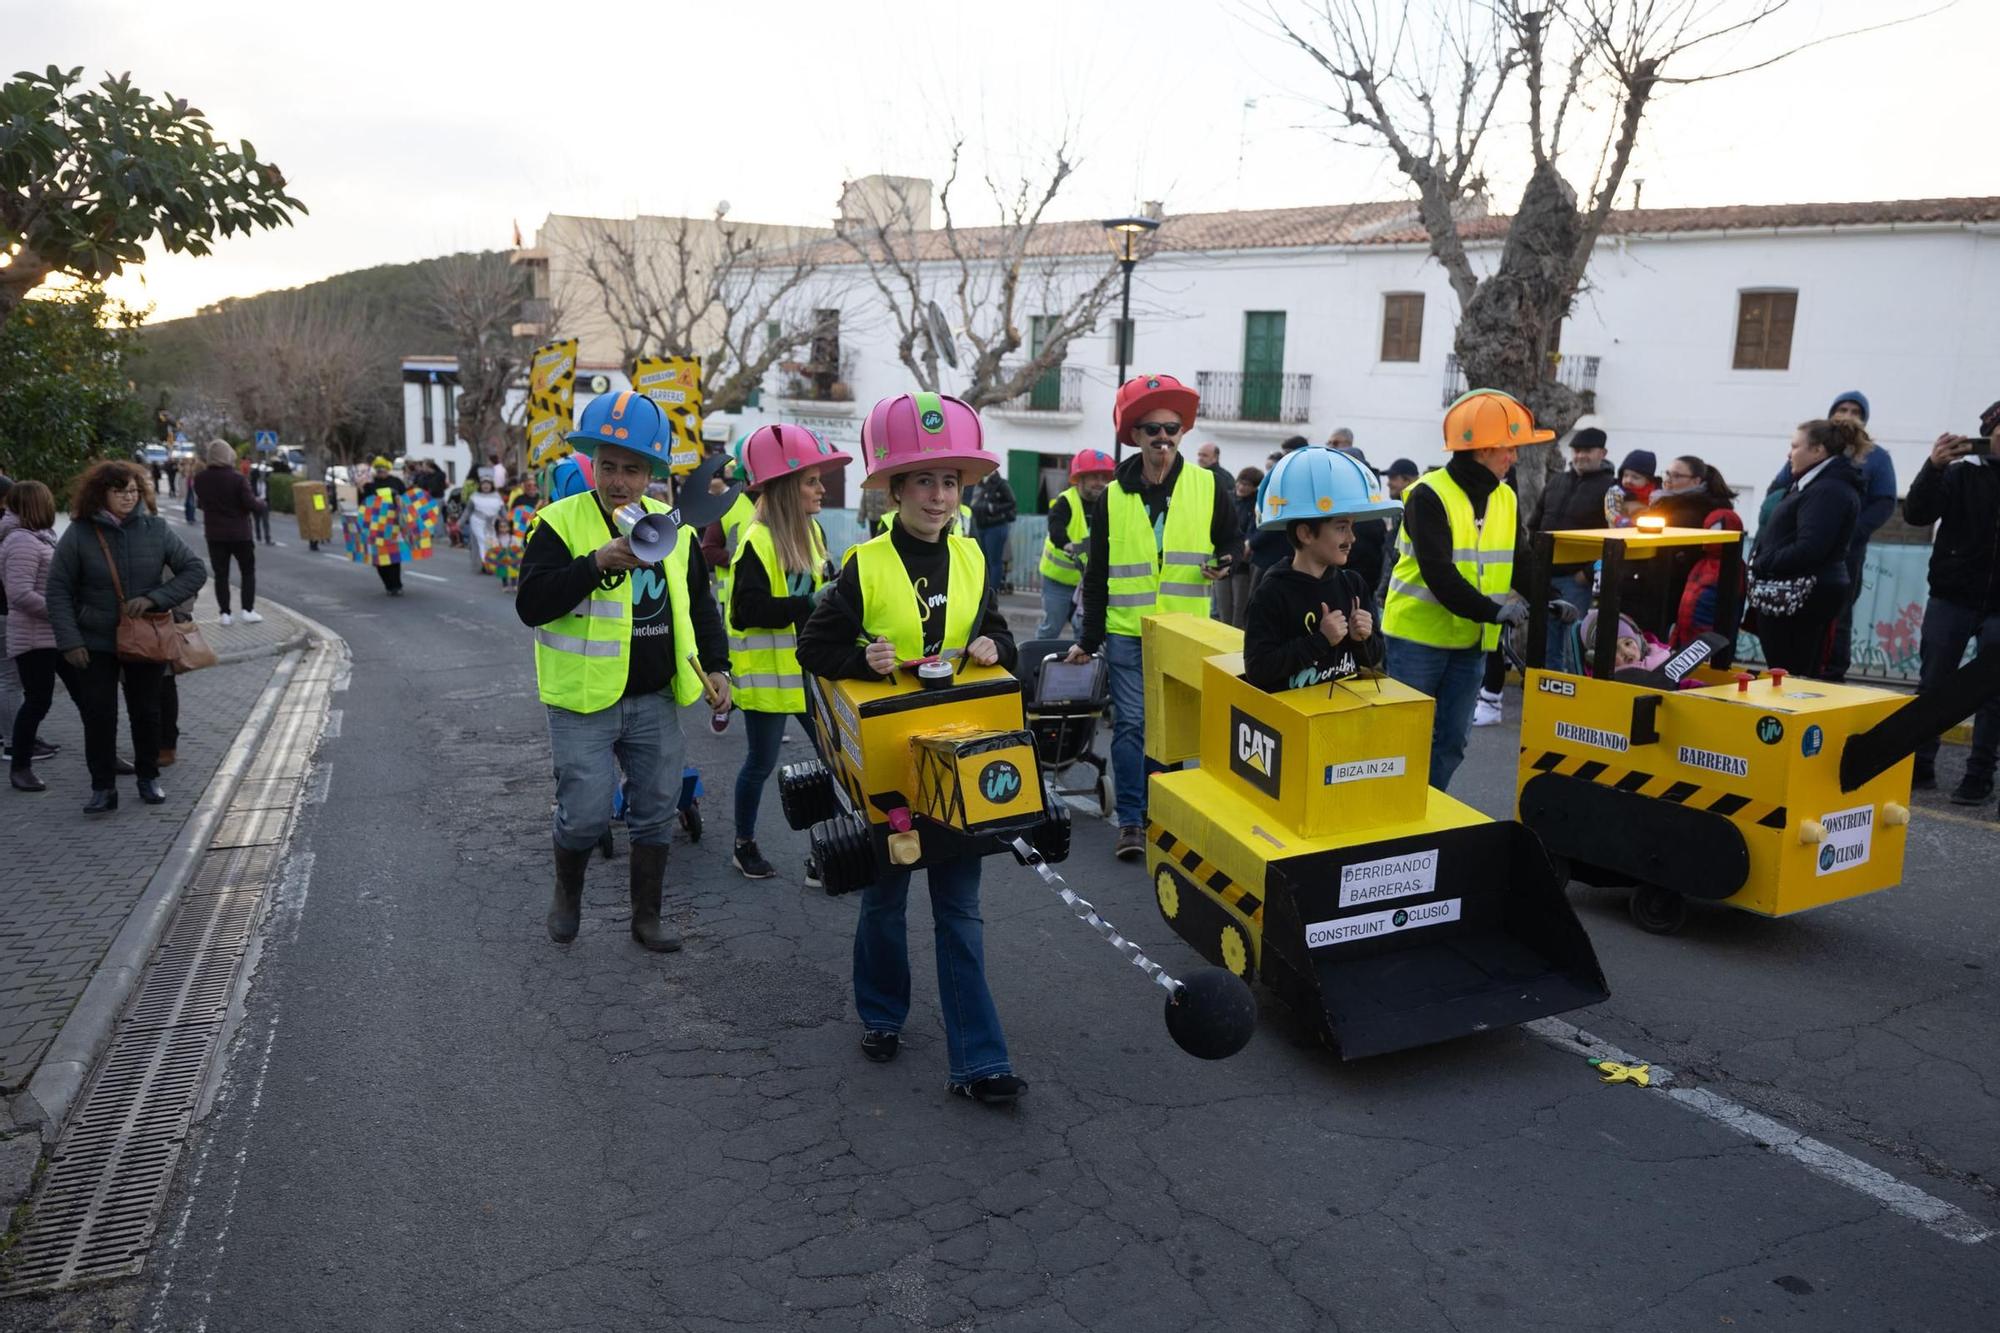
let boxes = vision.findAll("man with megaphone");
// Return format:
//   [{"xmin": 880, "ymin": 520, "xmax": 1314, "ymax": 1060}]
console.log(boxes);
[{"xmin": 517, "ymin": 392, "xmax": 734, "ymax": 952}]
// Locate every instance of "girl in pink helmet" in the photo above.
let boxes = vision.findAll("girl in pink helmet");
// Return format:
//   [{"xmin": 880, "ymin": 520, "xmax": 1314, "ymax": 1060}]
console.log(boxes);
[
  {"xmin": 795, "ymin": 392, "xmax": 1027, "ymax": 1105},
  {"xmin": 725, "ymin": 423, "xmax": 852, "ymax": 881}
]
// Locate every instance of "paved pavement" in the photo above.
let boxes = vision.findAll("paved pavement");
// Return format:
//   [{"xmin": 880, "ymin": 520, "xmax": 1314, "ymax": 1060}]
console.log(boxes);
[
  {"xmin": 0, "ymin": 601, "xmax": 305, "ymax": 1097},
  {"xmin": 7, "ymin": 531, "xmax": 2000, "ymax": 1331}
]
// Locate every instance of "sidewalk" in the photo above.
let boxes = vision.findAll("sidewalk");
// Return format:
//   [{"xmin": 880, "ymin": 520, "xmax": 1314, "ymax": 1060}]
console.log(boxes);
[{"xmin": 0, "ymin": 602, "xmax": 308, "ymax": 1153}]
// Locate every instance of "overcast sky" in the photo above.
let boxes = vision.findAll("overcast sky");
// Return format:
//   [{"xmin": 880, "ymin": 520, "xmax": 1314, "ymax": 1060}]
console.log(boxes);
[{"xmin": 11, "ymin": 0, "xmax": 1993, "ymax": 323}]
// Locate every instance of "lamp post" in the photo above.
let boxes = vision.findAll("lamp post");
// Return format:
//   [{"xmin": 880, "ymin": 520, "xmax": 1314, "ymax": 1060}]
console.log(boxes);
[{"xmin": 1101, "ymin": 215, "xmax": 1161, "ymax": 460}]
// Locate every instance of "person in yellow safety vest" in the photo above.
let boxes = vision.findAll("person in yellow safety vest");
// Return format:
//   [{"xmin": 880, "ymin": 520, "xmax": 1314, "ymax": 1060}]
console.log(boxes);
[
  {"xmin": 516, "ymin": 391, "xmax": 732, "ymax": 952},
  {"xmin": 796, "ymin": 391, "xmax": 1027, "ymax": 1106},
  {"xmin": 1037, "ymin": 447, "xmax": 1115, "ymax": 639},
  {"xmin": 724, "ymin": 422, "xmax": 851, "ymax": 882},
  {"xmin": 1382, "ymin": 388, "xmax": 1547, "ymax": 791},
  {"xmin": 1066, "ymin": 373, "xmax": 1240, "ymax": 862}
]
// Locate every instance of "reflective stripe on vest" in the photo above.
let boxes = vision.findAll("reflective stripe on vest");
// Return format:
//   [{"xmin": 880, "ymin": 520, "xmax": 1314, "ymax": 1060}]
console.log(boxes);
[
  {"xmin": 532, "ymin": 491, "xmax": 703, "ymax": 711},
  {"xmin": 727, "ymin": 518, "xmax": 827, "ymax": 714},
  {"xmin": 1382, "ymin": 470, "xmax": 1516, "ymax": 652},
  {"xmin": 852, "ymin": 530, "xmax": 982, "ymax": 662},
  {"xmin": 1038, "ymin": 487, "xmax": 1090, "ymax": 587},
  {"xmin": 1103, "ymin": 462, "xmax": 1215, "ymax": 637}
]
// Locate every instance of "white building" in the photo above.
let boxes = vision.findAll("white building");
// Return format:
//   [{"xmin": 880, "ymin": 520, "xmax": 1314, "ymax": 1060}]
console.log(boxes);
[
  {"xmin": 732, "ymin": 195, "xmax": 2000, "ymax": 518},
  {"xmin": 399, "ymin": 357, "xmax": 469, "ymax": 482}
]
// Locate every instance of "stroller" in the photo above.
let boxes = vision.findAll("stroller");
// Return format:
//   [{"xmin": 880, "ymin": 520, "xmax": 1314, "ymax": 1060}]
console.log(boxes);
[{"xmin": 1012, "ymin": 638, "xmax": 1111, "ymax": 816}]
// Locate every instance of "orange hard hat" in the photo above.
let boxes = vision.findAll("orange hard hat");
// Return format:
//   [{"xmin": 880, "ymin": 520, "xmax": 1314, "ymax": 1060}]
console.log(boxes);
[{"xmin": 1441, "ymin": 389, "xmax": 1556, "ymax": 451}]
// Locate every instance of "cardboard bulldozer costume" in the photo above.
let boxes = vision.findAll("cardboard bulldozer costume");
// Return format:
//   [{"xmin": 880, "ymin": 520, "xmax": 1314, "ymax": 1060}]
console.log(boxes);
[
  {"xmin": 1517, "ymin": 524, "xmax": 2000, "ymax": 934},
  {"xmin": 291, "ymin": 481, "xmax": 333, "ymax": 544},
  {"xmin": 1142, "ymin": 615, "xmax": 1608, "ymax": 1059}
]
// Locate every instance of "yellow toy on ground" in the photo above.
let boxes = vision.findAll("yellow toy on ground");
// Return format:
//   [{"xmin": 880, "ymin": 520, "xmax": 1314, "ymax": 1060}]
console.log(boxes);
[
  {"xmin": 1142, "ymin": 614, "xmax": 1608, "ymax": 1059},
  {"xmin": 1516, "ymin": 523, "xmax": 2000, "ymax": 934}
]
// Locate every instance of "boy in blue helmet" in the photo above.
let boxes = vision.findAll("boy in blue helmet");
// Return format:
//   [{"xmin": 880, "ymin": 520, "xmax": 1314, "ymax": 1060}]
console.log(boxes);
[{"xmin": 1243, "ymin": 447, "xmax": 1397, "ymax": 693}]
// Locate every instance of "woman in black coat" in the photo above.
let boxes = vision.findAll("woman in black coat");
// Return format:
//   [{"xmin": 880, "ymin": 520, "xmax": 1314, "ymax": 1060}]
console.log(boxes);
[{"xmin": 1752, "ymin": 421, "xmax": 1864, "ymax": 677}]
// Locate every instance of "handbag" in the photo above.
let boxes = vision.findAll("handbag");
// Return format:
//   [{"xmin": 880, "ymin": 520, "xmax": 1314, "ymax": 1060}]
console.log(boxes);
[
  {"xmin": 1747, "ymin": 572, "xmax": 1816, "ymax": 617},
  {"xmin": 171, "ymin": 610, "xmax": 219, "ymax": 674},
  {"xmin": 94, "ymin": 527, "xmax": 209, "ymax": 670}
]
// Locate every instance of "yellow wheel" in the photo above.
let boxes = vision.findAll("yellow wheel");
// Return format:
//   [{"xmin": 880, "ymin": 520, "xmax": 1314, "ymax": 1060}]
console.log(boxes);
[
  {"xmin": 1219, "ymin": 923, "xmax": 1249, "ymax": 978},
  {"xmin": 1155, "ymin": 867, "xmax": 1181, "ymax": 920}
]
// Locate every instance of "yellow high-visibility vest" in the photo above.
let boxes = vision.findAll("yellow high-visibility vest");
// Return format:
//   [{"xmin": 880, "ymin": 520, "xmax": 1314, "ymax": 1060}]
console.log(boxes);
[
  {"xmin": 1382, "ymin": 468, "xmax": 1516, "ymax": 651},
  {"xmin": 727, "ymin": 518, "xmax": 828, "ymax": 714},
  {"xmin": 850, "ymin": 530, "xmax": 983, "ymax": 662},
  {"xmin": 1103, "ymin": 463, "xmax": 1215, "ymax": 638},
  {"xmin": 715, "ymin": 492, "xmax": 757, "ymax": 600},
  {"xmin": 531, "ymin": 492, "xmax": 703, "ymax": 711},
  {"xmin": 1038, "ymin": 487, "xmax": 1090, "ymax": 588}
]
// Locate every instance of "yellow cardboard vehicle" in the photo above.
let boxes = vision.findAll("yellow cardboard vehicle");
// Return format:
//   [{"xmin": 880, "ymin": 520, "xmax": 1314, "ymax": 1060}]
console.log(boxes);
[
  {"xmin": 1141, "ymin": 615, "xmax": 1608, "ymax": 1059},
  {"xmin": 779, "ymin": 656, "xmax": 1260, "ymax": 1061},
  {"xmin": 1516, "ymin": 523, "xmax": 2000, "ymax": 933}
]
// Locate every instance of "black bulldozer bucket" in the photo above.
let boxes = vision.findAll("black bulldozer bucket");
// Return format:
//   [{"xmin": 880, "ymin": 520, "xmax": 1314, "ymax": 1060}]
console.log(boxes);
[{"xmin": 1258, "ymin": 822, "xmax": 1608, "ymax": 1060}]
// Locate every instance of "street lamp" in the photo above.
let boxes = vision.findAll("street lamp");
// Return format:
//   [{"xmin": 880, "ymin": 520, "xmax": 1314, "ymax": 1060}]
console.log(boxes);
[{"xmin": 1101, "ymin": 214, "xmax": 1161, "ymax": 459}]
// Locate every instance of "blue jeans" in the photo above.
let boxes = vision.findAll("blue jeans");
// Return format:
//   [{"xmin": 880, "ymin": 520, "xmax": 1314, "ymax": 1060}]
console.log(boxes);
[
  {"xmin": 853, "ymin": 854, "xmax": 1011, "ymax": 1082},
  {"xmin": 1038, "ymin": 579, "xmax": 1078, "ymax": 640},
  {"xmin": 732, "ymin": 708, "xmax": 795, "ymax": 840},
  {"xmin": 1550, "ymin": 572, "xmax": 1593, "ymax": 672},
  {"xmin": 1914, "ymin": 596, "xmax": 2000, "ymax": 779},
  {"xmin": 976, "ymin": 524, "xmax": 1013, "ymax": 596},
  {"xmin": 546, "ymin": 690, "xmax": 687, "ymax": 850},
  {"xmin": 1385, "ymin": 636, "xmax": 1486, "ymax": 791},
  {"xmin": 1106, "ymin": 633, "xmax": 1147, "ymax": 827}
]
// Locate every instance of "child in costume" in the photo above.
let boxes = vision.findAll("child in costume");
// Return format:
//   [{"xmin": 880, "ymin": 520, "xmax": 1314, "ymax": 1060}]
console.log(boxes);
[
  {"xmin": 490, "ymin": 514, "xmax": 523, "ymax": 590},
  {"xmin": 1242, "ymin": 447, "xmax": 1399, "ymax": 693}
]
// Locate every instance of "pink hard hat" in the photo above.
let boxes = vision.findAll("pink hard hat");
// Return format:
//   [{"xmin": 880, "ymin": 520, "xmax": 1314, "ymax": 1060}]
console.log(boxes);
[
  {"xmin": 1069, "ymin": 447, "xmax": 1116, "ymax": 482},
  {"xmin": 860, "ymin": 391, "xmax": 997, "ymax": 490},
  {"xmin": 739, "ymin": 422, "xmax": 853, "ymax": 494}
]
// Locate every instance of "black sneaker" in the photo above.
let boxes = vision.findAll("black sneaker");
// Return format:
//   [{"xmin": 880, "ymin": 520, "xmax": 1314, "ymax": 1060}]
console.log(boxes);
[
  {"xmin": 803, "ymin": 854, "xmax": 822, "ymax": 890},
  {"xmin": 949, "ymin": 1074, "xmax": 1027, "ymax": 1104},
  {"xmin": 1912, "ymin": 762, "xmax": 1938, "ymax": 790},
  {"xmin": 1115, "ymin": 826, "xmax": 1146, "ymax": 861},
  {"xmin": 860, "ymin": 1030, "xmax": 899, "ymax": 1063},
  {"xmin": 1951, "ymin": 774, "xmax": 1994, "ymax": 806},
  {"xmin": 732, "ymin": 839, "xmax": 775, "ymax": 879}
]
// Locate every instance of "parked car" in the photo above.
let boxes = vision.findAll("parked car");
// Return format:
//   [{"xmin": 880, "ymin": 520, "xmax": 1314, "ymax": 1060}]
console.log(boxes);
[{"xmin": 137, "ymin": 443, "xmax": 170, "ymax": 466}]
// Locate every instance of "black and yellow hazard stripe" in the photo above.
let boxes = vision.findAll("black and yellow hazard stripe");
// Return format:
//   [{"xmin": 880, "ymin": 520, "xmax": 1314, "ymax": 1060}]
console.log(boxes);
[
  {"xmin": 1149, "ymin": 824, "xmax": 1264, "ymax": 926},
  {"xmin": 1524, "ymin": 748, "xmax": 1788, "ymax": 829}
]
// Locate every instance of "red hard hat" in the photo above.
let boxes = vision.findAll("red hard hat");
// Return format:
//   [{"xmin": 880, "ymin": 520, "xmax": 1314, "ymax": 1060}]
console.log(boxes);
[
  {"xmin": 1068, "ymin": 448, "xmax": 1116, "ymax": 481},
  {"xmin": 1113, "ymin": 373, "xmax": 1200, "ymax": 446}
]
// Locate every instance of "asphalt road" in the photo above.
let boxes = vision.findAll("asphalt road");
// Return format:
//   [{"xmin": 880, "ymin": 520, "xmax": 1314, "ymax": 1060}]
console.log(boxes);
[{"xmin": 16, "ymin": 522, "xmax": 2000, "ymax": 1331}]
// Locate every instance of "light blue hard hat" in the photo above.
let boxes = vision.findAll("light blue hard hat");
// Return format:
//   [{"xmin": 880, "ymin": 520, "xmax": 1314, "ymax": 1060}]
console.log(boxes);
[{"xmin": 1257, "ymin": 445, "xmax": 1401, "ymax": 531}]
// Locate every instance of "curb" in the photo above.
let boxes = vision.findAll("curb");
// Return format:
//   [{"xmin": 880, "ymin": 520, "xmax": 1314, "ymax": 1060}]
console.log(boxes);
[{"xmin": 12, "ymin": 598, "xmax": 334, "ymax": 1139}]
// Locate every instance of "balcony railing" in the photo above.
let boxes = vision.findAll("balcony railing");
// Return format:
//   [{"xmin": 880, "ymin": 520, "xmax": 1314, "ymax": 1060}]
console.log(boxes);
[
  {"xmin": 1443, "ymin": 353, "xmax": 1601, "ymax": 411},
  {"xmin": 1196, "ymin": 371, "xmax": 1312, "ymax": 425},
  {"xmin": 776, "ymin": 355, "xmax": 855, "ymax": 402},
  {"xmin": 997, "ymin": 363, "xmax": 1083, "ymax": 414}
]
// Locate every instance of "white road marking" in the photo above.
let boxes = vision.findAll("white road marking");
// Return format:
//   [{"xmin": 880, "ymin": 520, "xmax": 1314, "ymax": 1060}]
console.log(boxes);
[
  {"xmin": 316, "ymin": 550, "xmax": 448, "ymax": 582},
  {"xmin": 322, "ymin": 708, "xmax": 342, "ymax": 739},
  {"xmin": 403, "ymin": 569, "xmax": 449, "ymax": 583},
  {"xmin": 1525, "ymin": 1017, "xmax": 1992, "ymax": 1245}
]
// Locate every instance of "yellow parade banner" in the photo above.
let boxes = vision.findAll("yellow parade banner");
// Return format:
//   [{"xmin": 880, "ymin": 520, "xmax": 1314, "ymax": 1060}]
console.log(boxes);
[
  {"xmin": 526, "ymin": 338, "xmax": 579, "ymax": 468},
  {"xmin": 630, "ymin": 355, "xmax": 703, "ymax": 476}
]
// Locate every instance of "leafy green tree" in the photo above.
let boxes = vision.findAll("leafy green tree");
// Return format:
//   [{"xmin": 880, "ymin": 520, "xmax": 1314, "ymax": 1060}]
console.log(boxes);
[
  {"xmin": 0, "ymin": 285, "xmax": 150, "ymax": 489},
  {"xmin": 0, "ymin": 65, "xmax": 306, "ymax": 323}
]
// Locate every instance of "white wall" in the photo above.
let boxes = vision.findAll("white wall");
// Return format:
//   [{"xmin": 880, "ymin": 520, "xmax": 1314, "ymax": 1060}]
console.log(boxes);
[
  {"xmin": 401, "ymin": 377, "xmax": 469, "ymax": 481},
  {"xmin": 758, "ymin": 223, "xmax": 2000, "ymax": 512}
]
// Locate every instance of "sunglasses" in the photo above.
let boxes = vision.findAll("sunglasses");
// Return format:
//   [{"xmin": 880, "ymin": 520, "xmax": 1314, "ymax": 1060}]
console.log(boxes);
[{"xmin": 1137, "ymin": 422, "xmax": 1183, "ymax": 439}]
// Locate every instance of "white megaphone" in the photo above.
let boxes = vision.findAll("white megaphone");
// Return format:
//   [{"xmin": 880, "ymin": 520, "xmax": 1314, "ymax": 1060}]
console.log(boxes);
[{"xmin": 613, "ymin": 502, "xmax": 682, "ymax": 563}]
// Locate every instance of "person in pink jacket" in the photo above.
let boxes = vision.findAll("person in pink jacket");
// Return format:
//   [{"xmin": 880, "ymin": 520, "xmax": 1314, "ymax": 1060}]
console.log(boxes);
[{"xmin": 2, "ymin": 481, "xmax": 81, "ymax": 793}]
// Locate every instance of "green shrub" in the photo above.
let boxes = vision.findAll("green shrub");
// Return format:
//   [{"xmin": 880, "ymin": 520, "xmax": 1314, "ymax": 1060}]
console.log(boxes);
[{"xmin": 267, "ymin": 471, "xmax": 295, "ymax": 514}]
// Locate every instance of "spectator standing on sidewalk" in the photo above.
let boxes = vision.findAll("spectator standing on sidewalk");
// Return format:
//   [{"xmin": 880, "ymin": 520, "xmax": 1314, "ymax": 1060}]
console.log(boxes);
[
  {"xmin": 1750, "ymin": 419, "xmax": 1865, "ymax": 678},
  {"xmin": 1902, "ymin": 402, "xmax": 2000, "ymax": 807},
  {"xmin": 517, "ymin": 392, "xmax": 730, "ymax": 952},
  {"xmin": 1527, "ymin": 429, "xmax": 1617, "ymax": 670},
  {"xmin": 0, "ymin": 475, "xmax": 17, "ymax": 756},
  {"xmin": 46, "ymin": 461, "xmax": 206, "ymax": 815},
  {"xmin": 249, "ymin": 458, "xmax": 274, "ymax": 545},
  {"xmin": 1213, "ymin": 466, "xmax": 1262, "ymax": 629},
  {"xmin": 193, "ymin": 439, "xmax": 266, "ymax": 626},
  {"xmin": 968, "ymin": 470, "xmax": 1017, "ymax": 598},
  {"xmin": 4, "ymin": 478, "xmax": 74, "ymax": 785}
]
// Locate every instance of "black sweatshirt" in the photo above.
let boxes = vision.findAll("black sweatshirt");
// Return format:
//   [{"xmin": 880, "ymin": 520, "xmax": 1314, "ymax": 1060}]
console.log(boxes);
[
  {"xmin": 728, "ymin": 521, "xmax": 831, "ymax": 634},
  {"xmin": 796, "ymin": 520, "xmax": 1016, "ymax": 681},
  {"xmin": 1078, "ymin": 451, "xmax": 1239, "ymax": 651},
  {"xmin": 1396, "ymin": 452, "xmax": 1535, "ymax": 625},
  {"xmin": 1242, "ymin": 559, "xmax": 1384, "ymax": 691},
  {"xmin": 1046, "ymin": 491, "xmax": 1079, "ymax": 551},
  {"xmin": 516, "ymin": 498, "xmax": 728, "ymax": 699}
]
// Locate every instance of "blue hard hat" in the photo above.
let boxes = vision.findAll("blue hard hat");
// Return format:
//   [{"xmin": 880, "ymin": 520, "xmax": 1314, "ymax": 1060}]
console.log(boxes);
[
  {"xmin": 1257, "ymin": 445, "xmax": 1401, "ymax": 531},
  {"xmin": 547, "ymin": 454, "xmax": 593, "ymax": 501},
  {"xmin": 567, "ymin": 392, "xmax": 673, "ymax": 475}
]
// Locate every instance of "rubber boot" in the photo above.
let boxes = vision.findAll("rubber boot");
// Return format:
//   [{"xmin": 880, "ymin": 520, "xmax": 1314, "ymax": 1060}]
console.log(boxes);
[
  {"xmin": 628, "ymin": 843, "xmax": 681, "ymax": 952},
  {"xmin": 549, "ymin": 840, "xmax": 592, "ymax": 944}
]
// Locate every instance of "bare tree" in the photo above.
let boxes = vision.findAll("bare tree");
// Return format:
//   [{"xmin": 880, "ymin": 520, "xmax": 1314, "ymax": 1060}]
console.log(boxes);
[
  {"xmin": 840, "ymin": 142, "xmax": 1121, "ymax": 410},
  {"xmin": 423, "ymin": 251, "xmax": 535, "ymax": 474},
  {"xmin": 200, "ymin": 293, "xmax": 374, "ymax": 479},
  {"xmin": 1268, "ymin": 0, "xmax": 1855, "ymax": 512},
  {"xmin": 573, "ymin": 212, "xmax": 837, "ymax": 414}
]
